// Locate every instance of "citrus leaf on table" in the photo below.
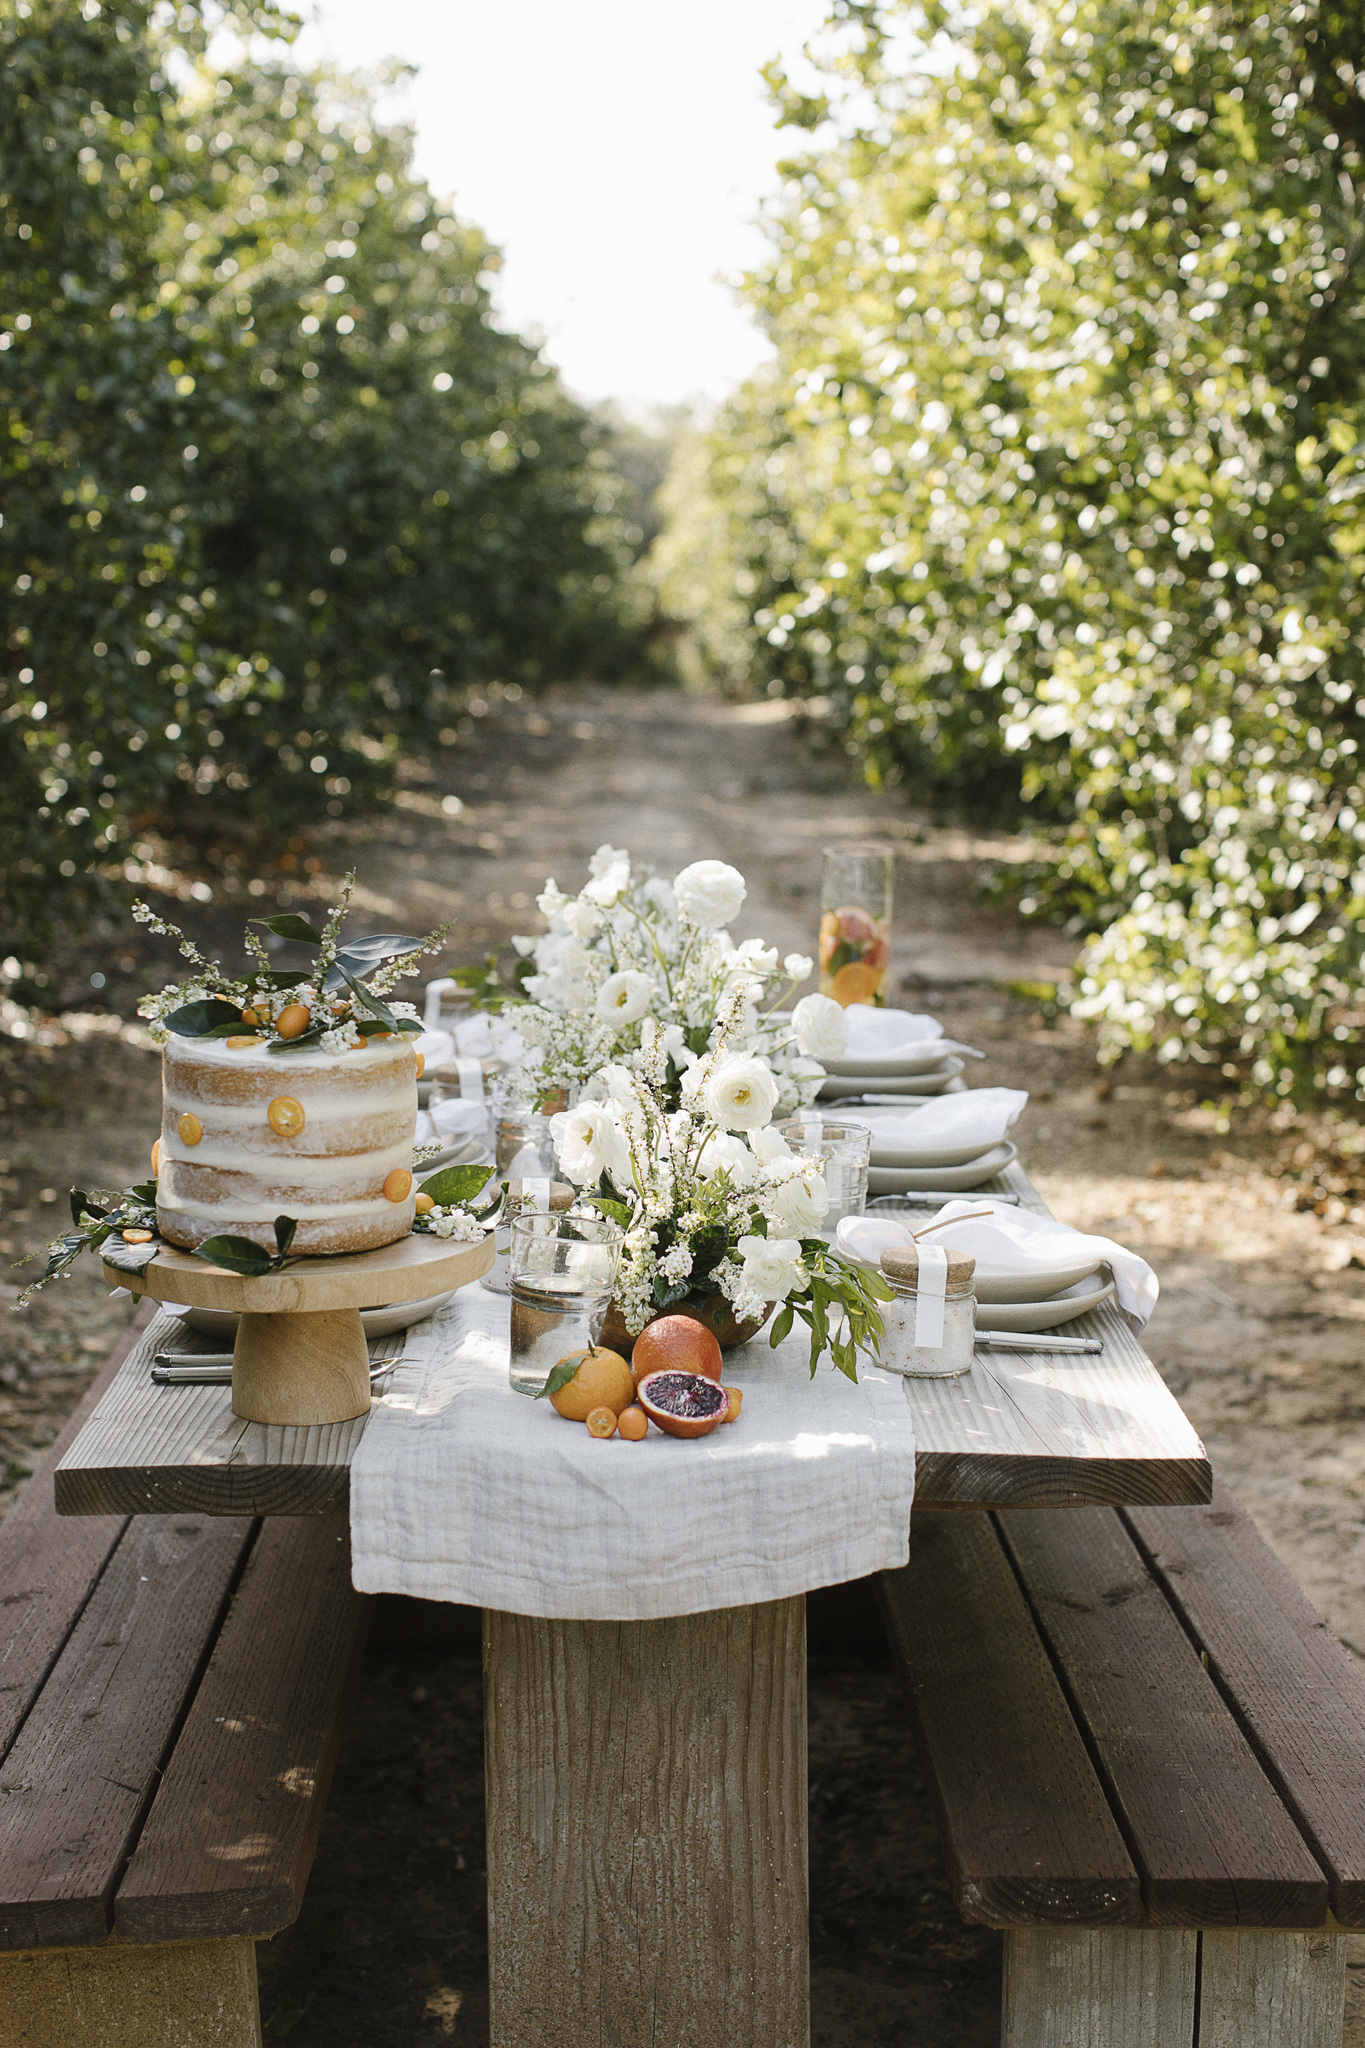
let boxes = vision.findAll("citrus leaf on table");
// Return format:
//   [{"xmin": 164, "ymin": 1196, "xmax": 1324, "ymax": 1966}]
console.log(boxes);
[
  {"xmin": 418, "ymin": 1164, "xmax": 494, "ymax": 1208},
  {"xmin": 101, "ymin": 1234, "xmax": 163, "ymax": 1276},
  {"xmin": 164, "ymin": 997, "xmax": 245, "ymax": 1037}
]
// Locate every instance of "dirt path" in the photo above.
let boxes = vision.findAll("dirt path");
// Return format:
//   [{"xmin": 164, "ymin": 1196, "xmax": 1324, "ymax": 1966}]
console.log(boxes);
[{"xmin": 4, "ymin": 684, "xmax": 1364, "ymax": 2043}]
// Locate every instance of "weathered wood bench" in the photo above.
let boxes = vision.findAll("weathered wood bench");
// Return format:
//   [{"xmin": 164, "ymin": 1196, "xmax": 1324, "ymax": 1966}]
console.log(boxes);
[
  {"xmin": 0, "ymin": 1313, "xmax": 370, "ymax": 2048},
  {"xmin": 882, "ymin": 1486, "xmax": 1365, "ymax": 2047}
]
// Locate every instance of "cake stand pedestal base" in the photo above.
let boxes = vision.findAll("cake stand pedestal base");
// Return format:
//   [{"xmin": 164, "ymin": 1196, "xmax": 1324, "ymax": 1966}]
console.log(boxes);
[
  {"xmin": 232, "ymin": 1308, "xmax": 372, "ymax": 1425},
  {"xmin": 104, "ymin": 1232, "xmax": 493, "ymax": 1428}
]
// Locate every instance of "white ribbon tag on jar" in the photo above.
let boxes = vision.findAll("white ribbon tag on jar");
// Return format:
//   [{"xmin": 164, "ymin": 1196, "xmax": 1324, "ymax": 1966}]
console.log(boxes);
[
  {"xmin": 522, "ymin": 1176, "xmax": 551, "ymax": 1210},
  {"xmin": 456, "ymin": 1057, "xmax": 484, "ymax": 1099},
  {"xmin": 913, "ymin": 1243, "xmax": 948, "ymax": 1350}
]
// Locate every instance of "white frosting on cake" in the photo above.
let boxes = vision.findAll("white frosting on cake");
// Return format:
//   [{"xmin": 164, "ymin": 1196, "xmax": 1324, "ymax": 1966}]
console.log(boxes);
[{"xmin": 156, "ymin": 1032, "xmax": 419, "ymax": 1254}]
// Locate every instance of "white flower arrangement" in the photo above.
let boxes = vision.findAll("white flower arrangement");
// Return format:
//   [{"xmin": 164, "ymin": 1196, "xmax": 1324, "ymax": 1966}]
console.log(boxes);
[
  {"xmin": 493, "ymin": 846, "xmax": 850, "ymax": 1122},
  {"xmin": 544, "ymin": 977, "xmax": 890, "ymax": 1379}
]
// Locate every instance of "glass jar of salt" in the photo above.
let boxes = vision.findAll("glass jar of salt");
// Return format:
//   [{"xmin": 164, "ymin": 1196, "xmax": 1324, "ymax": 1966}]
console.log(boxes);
[{"xmin": 878, "ymin": 1244, "xmax": 977, "ymax": 1378}]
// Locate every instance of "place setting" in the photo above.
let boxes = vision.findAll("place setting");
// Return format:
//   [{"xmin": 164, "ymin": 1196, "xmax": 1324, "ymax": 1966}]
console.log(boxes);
[{"xmin": 815, "ymin": 1003, "xmax": 984, "ymax": 1101}]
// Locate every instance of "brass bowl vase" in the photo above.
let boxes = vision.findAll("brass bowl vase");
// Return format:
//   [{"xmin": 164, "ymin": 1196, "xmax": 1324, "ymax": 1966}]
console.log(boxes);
[{"xmin": 599, "ymin": 1294, "xmax": 774, "ymax": 1359}]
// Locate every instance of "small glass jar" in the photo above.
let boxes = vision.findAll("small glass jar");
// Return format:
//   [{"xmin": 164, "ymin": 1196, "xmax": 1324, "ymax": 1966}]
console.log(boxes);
[
  {"xmin": 878, "ymin": 1245, "xmax": 976, "ymax": 1378},
  {"xmin": 820, "ymin": 845, "xmax": 894, "ymax": 1008},
  {"xmin": 481, "ymin": 1177, "xmax": 574, "ymax": 1296}
]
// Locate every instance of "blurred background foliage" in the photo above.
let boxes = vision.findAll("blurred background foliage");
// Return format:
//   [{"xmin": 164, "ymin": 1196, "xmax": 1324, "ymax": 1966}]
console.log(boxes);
[
  {"xmin": 657, "ymin": 0, "xmax": 1365, "ymax": 1102},
  {"xmin": 2, "ymin": 0, "xmax": 652, "ymax": 958}
]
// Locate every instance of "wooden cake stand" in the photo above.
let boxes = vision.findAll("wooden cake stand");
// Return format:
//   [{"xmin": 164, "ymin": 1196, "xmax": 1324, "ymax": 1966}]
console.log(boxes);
[{"xmin": 104, "ymin": 1231, "xmax": 493, "ymax": 1426}]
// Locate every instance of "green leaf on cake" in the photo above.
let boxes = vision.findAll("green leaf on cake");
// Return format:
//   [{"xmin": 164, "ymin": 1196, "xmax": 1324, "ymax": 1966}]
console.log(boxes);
[
  {"xmin": 418, "ymin": 1164, "xmax": 495, "ymax": 1208},
  {"xmin": 193, "ymin": 1234, "xmax": 276, "ymax": 1276},
  {"xmin": 321, "ymin": 933, "xmax": 426, "ymax": 991},
  {"xmin": 164, "ymin": 997, "xmax": 246, "ymax": 1037},
  {"xmin": 273, "ymin": 1215, "xmax": 298, "ymax": 1261},
  {"xmin": 266, "ymin": 1026, "xmax": 327, "ymax": 1053},
  {"xmin": 251, "ymin": 914, "xmax": 325, "ymax": 943}
]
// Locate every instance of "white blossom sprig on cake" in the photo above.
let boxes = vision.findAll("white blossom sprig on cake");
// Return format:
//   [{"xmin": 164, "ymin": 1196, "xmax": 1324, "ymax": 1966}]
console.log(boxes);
[{"xmin": 546, "ymin": 979, "xmax": 891, "ymax": 1379}]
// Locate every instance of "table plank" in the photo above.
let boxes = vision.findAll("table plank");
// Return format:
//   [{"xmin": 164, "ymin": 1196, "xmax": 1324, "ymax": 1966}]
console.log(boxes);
[
  {"xmin": 54, "ymin": 1165, "xmax": 1211, "ymax": 1515},
  {"xmin": 880, "ymin": 1514, "xmax": 1140, "ymax": 1927},
  {"xmin": 997, "ymin": 1507, "xmax": 1328, "ymax": 1927},
  {"xmin": 1126, "ymin": 1482, "xmax": 1365, "ymax": 1927}
]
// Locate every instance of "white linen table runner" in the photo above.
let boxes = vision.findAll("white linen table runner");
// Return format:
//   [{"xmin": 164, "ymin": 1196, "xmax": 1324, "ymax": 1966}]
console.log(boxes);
[{"xmin": 349, "ymin": 1286, "xmax": 916, "ymax": 1620}]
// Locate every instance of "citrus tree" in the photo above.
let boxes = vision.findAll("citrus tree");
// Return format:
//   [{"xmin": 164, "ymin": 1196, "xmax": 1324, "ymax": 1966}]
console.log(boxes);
[
  {"xmin": 661, "ymin": 0, "xmax": 1365, "ymax": 1098},
  {"xmin": 2, "ymin": 1, "xmax": 640, "ymax": 957}
]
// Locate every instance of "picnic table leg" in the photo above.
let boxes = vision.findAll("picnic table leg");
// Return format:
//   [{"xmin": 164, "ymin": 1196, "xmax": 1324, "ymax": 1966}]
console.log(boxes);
[{"xmin": 483, "ymin": 1596, "xmax": 809, "ymax": 2048}]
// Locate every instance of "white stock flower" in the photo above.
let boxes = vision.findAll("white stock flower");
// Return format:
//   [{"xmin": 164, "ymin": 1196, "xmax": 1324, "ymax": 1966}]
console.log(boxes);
[
  {"xmin": 673, "ymin": 859, "xmax": 746, "ymax": 927},
  {"xmin": 588, "ymin": 842, "xmax": 630, "ymax": 878},
  {"xmin": 595, "ymin": 969, "xmax": 654, "ymax": 1026},
  {"xmin": 561, "ymin": 897, "xmax": 600, "ymax": 939},
  {"xmin": 793, "ymin": 992, "xmax": 850, "ymax": 1061},
  {"xmin": 767, "ymin": 1173, "xmax": 829, "ymax": 1235},
  {"xmin": 784, "ymin": 952, "xmax": 814, "ymax": 982},
  {"xmin": 551, "ymin": 1101, "xmax": 622, "ymax": 1184},
  {"xmin": 536, "ymin": 879, "xmax": 568, "ymax": 919},
  {"xmin": 697, "ymin": 1131, "xmax": 757, "ymax": 1185},
  {"xmin": 703, "ymin": 1054, "xmax": 779, "ymax": 1132},
  {"xmin": 737, "ymin": 1234, "xmax": 805, "ymax": 1303}
]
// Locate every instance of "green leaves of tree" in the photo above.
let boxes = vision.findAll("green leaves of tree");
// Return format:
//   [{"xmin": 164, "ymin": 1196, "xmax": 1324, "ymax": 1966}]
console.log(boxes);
[{"xmin": 194, "ymin": 1214, "xmax": 300, "ymax": 1276}]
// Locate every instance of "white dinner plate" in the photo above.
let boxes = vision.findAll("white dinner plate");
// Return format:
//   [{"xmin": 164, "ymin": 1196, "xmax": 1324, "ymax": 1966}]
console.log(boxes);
[
  {"xmin": 974, "ymin": 1274, "xmax": 1116, "ymax": 1333},
  {"xmin": 176, "ymin": 1291, "xmax": 456, "ymax": 1343},
  {"xmin": 847, "ymin": 1110, "xmax": 1020, "ymax": 1170},
  {"xmin": 866, "ymin": 1142, "xmax": 1018, "ymax": 1193},
  {"xmin": 819, "ymin": 1058, "xmax": 963, "ymax": 1100},
  {"xmin": 825, "ymin": 1045, "xmax": 957, "ymax": 1078}
]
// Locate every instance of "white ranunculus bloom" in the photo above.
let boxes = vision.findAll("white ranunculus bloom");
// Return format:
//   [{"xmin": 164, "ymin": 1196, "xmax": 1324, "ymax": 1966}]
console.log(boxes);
[
  {"xmin": 704, "ymin": 1053, "xmax": 779, "ymax": 1132},
  {"xmin": 793, "ymin": 992, "xmax": 850, "ymax": 1061},
  {"xmin": 698, "ymin": 1131, "xmax": 757, "ymax": 1185},
  {"xmin": 595, "ymin": 969, "xmax": 654, "ymax": 1026},
  {"xmin": 767, "ymin": 1173, "xmax": 829, "ymax": 1235},
  {"xmin": 784, "ymin": 952, "xmax": 814, "ymax": 982},
  {"xmin": 673, "ymin": 858, "xmax": 747, "ymax": 928},
  {"xmin": 737, "ymin": 1233, "xmax": 805, "ymax": 1302},
  {"xmin": 550, "ymin": 1101, "xmax": 629, "ymax": 1185},
  {"xmin": 750, "ymin": 1124, "xmax": 793, "ymax": 1165},
  {"xmin": 583, "ymin": 857, "xmax": 631, "ymax": 908}
]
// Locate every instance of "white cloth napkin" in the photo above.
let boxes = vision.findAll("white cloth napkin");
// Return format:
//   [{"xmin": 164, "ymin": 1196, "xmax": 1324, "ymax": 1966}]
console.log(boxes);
[
  {"xmin": 414, "ymin": 1097, "xmax": 493, "ymax": 1164},
  {"xmin": 349, "ymin": 1287, "xmax": 917, "ymax": 1620},
  {"xmin": 838, "ymin": 1200, "xmax": 1159, "ymax": 1332},
  {"xmin": 841, "ymin": 1005, "xmax": 984, "ymax": 1062},
  {"xmin": 845, "ymin": 1088, "xmax": 1027, "ymax": 1161}
]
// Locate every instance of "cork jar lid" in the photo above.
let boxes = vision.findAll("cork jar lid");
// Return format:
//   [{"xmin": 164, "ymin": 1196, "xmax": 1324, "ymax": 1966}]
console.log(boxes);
[
  {"xmin": 505, "ymin": 1178, "xmax": 574, "ymax": 1211},
  {"xmin": 880, "ymin": 1244, "xmax": 976, "ymax": 1286}
]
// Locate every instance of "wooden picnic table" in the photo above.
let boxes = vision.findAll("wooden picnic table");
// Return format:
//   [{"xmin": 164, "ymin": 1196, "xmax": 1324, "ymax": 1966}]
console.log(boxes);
[{"xmin": 55, "ymin": 1159, "xmax": 1209, "ymax": 2048}]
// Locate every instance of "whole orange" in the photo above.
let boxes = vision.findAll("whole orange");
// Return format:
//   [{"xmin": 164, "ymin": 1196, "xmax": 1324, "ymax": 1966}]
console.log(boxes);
[
  {"xmin": 548, "ymin": 1345, "xmax": 636, "ymax": 1422},
  {"xmin": 631, "ymin": 1314, "xmax": 723, "ymax": 1386}
]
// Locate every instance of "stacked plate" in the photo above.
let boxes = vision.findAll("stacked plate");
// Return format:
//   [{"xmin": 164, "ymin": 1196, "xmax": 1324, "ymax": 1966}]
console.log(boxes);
[
  {"xmin": 838, "ymin": 1199, "xmax": 1116, "ymax": 1333},
  {"xmin": 817, "ymin": 1007, "xmax": 980, "ymax": 1102},
  {"xmin": 844, "ymin": 1090, "xmax": 1027, "ymax": 1195}
]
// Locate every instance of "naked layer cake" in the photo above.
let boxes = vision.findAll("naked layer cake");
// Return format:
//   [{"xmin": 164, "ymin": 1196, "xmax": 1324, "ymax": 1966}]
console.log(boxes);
[{"xmin": 156, "ymin": 1032, "xmax": 419, "ymax": 1255}]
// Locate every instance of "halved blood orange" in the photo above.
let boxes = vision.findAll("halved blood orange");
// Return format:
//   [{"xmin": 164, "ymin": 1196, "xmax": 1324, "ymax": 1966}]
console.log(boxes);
[
  {"xmin": 636, "ymin": 1370, "xmax": 730, "ymax": 1439},
  {"xmin": 631, "ymin": 1313, "xmax": 723, "ymax": 1386}
]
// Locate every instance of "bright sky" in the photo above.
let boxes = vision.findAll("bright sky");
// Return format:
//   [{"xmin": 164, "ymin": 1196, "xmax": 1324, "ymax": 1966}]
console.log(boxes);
[{"xmin": 292, "ymin": 0, "xmax": 833, "ymax": 410}]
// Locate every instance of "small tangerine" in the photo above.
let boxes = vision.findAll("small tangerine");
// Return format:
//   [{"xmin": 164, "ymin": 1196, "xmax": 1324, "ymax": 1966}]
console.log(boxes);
[
  {"xmin": 266, "ymin": 1096, "xmax": 305, "ymax": 1138},
  {"xmin": 722, "ymin": 1386, "xmax": 743, "ymax": 1423},
  {"xmin": 150, "ymin": 1138, "xmax": 162, "ymax": 1175},
  {"xmin": 176, "ymin": 1112, "xmax": 203, "ymax": 1146},
  {"xmin": 275, "ymin": 1003, "xmax": 311, "ymax": 1040},
  {"xmin": 121, "ymin": 1227, "xmax": 153, "ymax": 1244},
  {"xmin": 414, "ymin": 1052, "xmax": 425, "ymax": 1079},
  {"xmin": 383, "ymin": 1168, "xmax": 413, "ymax": 1203},
  {"xmin": 585, "ymin": 1406, "xmax": 618, "ymax": 1439},
  {"xmin": 240, "ymin": 1007, "xmax": 259, "ymax": 1026},
  {"xmin": 616, "ymin": 1404, "xmax": 649, "ymax": 1442},
  {"xmin": 414, "ymin": 1191, "xmax": 435, "ymax": 1215}
]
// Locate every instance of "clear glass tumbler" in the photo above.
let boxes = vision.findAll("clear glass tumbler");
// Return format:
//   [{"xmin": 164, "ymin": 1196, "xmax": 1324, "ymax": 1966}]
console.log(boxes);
[
  {"xmin": 776, "ymin": 1116, "xmax": 871, "ymax": 1233},
  {"xmin": 492, "ymin": 1079, "xmax": 559, "ymax": 1178},
  {"xmin": 507, "ymin": 1212, "xmax": 624, "ymax": 1397},
  {"xmin": 820, "ymin": 845, "xmax": 894, "ymax": 1007}
]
